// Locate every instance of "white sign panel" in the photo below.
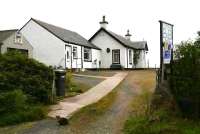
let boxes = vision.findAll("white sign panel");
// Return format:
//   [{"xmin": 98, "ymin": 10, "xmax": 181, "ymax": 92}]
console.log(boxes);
[{"xmin": 162, "ymin": 23, "xmax": 173, "ymax": 64}]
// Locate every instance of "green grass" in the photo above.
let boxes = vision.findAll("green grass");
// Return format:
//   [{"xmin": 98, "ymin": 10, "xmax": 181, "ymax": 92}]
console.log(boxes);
[
  {"xmin": 69, "ymin": 86, "xmax": 118, "ymax": 126},
  {"xmin": 65, "ymin": 81, "xmax": 92, "ymax": 97},
  {"xmin": 0, "ymin": 105, "xmax": 48, "ymax": 126},
  {"xmin": 123, "ymin": 70, "xmax": 200, "ymax": 134},
  {"xmin": 123, "ymin": 90, "xmax": 200, "ymax": 134}
]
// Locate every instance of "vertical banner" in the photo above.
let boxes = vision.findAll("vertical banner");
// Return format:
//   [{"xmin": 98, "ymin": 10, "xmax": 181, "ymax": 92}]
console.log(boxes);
[
  {"xmin": 159, "ymin": 21, "xmax": 174, "ymax": 64},
  {"xmin": 159, "ymin": 20, "xmax": 173, "ymax": 83}
]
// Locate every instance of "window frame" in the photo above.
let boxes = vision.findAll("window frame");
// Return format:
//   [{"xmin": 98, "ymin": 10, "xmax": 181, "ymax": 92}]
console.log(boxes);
[
  {"xmin": 14, "ymin": 32, "xmax": 23, "ymax": 44},
  {"xmin": 84, "ymin": 47, "xmax": 92, "ymax": 62},
  {"xmin": 112, "ymin": 49, "xmax": 120, "ymax": 64},
  {"xmin": 72, "ymin": 46, "xmax": 78, "ymax": 59}
]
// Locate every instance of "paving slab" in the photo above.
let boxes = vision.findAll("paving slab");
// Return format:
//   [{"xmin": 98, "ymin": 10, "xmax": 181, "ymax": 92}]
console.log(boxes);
[{"xmin": 48, "ymin": 72, "xmax": 128, "ymax": 118}]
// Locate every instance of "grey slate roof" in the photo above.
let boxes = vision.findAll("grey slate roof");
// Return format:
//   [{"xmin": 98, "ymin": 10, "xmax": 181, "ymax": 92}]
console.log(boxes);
[
  {"xmin": 0, "ymin": 29, "xmax": 17, "ymax": 43},
  {"xmin": 89, "ymin": 28, "xmax": 148, "ymax": 50},
  {"xmin": 31, "ymin": 18, "xmax": 100, "ymax": 50}
]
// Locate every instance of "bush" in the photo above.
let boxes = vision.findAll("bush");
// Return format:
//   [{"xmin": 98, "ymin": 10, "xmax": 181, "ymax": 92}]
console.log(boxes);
[
  {"xmin": 170, "ymin": 41, "xmax": 200, "ymax": 118},
  {"xmin": 0, "ymin": 105, "xmax": 46, "ymax": 126},
  {"xmin": 0, "ymin": 90, "xmax": 47, "ymax": 126},
  {"xmin": 0, "ymin": 52, "xmax": 53, "ymax": 103},
  {"xmin": 65, "ymin": 70, "xmax": 73, "ymax": 90},
  {"xmin": 0, "ymin": 90, "xmax": 27, "ymax": 114}
]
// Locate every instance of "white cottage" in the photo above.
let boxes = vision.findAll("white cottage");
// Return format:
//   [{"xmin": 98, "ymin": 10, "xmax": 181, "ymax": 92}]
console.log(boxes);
[
  {"xmin": 89, "ymin": 16, "xmax": 148, "ymax": 69},
  {"xmin": 20, "ymin": 18, "xmax": 101, "ymax": 69}
]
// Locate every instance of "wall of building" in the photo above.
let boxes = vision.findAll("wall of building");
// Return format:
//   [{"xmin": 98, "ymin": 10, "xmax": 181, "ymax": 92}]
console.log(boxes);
[
  {"xmin": 90, "ymin": 30, "xmax": 127, "ymax": 68},
  {"xmin": 1, "ymin": 33, "xmax": 33, "ymax": 58},
  {"xmin": 20, "ymin": 20, "xmax": 101, "ymax": 69},
  {"xmin": 20, "ymin": 20, "xmax": 66, "ymax": 67}
]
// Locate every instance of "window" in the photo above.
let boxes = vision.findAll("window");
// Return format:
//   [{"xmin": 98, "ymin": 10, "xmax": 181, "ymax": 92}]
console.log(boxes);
[
  {"xmin": 66, "ymin": 51, "xmax": 69, "ymax": 59},
  {"xmin": 112, "ymin": 49, "xmax": 120, "ymax": 64},
  {"xmin": 72, "ymin": 46, "xmax": 77, "ymax": 59},
  {"xmin": 15, "ymin": 31, "xmax": 23, "ymax": 44},
  {"xmin": 84, "ymin": 47, "xmax": 92, "ymax": 61},
  {"xmin": 7, "ymin": 48, "xmax": 28, "ymax": 57},
  {"xmin": 129, "ymin": 49, "xmax": 132, "ymax": 64}
]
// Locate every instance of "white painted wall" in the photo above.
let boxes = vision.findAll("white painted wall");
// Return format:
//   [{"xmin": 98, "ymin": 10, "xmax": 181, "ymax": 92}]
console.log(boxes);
[
  {"xmin": 1, "ymin": 33, "xmax": 33, "ymax": 58},
  {"xmin": 21, "ymin": 20, "xmax": 66, "ymax": 67},
  {"xmin": 90, "ymin": 30, "xmax": 127, "ymax": 68}
]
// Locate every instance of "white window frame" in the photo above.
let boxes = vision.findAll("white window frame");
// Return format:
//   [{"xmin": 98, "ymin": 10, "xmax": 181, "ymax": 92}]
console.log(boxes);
[
  {"xmin": 112, "ymin": 49, "xmax": 120, "ymax": 64},
  {"xmin": 72, "ymin": 46, "xmax": 78, "ymax": 59},
  {"xmin": 14, "ymin": 32, "xmax": 23, "ymax": 44},
  {"xmin": 84, "ymin": 47, "xmax": 92, "ymax": 62}
]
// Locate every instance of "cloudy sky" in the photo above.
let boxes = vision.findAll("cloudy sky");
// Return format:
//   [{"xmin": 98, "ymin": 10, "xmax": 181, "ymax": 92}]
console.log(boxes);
[{"xmin": 0, "ymin": 0, "xmax": 200, "ymax": 67}]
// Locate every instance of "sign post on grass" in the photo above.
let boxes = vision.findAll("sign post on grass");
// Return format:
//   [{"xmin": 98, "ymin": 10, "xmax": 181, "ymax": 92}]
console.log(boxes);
[{"xmin": 159, "ymin": 20, "xmax": 174, "ymax": 83}]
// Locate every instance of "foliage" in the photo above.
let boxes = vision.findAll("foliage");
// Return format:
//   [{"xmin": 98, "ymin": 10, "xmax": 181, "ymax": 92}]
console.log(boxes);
[
  {"xmin": 0, "ymin": 105, "xmax": 46, "ymax": 126},
  {"xmin": 0, "ymin": 90, "xmax": 27, "ymax": 114},
  {"xmin": 65, "ymin": 70, "xmax": 91, "ymax": 97},
  {"xmin": 65, "ymin": 70, "xmax": 73, "ymax": 90},
  {"xmin": 0, "ymin": 51, "xmax": 53, "ymax": 103},
  {"xmin": 123, "ymin": 87, "xmax": 200, "ymax": 134},
  {"xmin": 0, "ymin": 52, "xmax": 52, "ymax": 125},
  {"xmin": 0, "ymin": 90, "xmax": 47, "ymax": 126},
  {"xmin": 170, "ymin": 41, "xmax": 200, "ymax": 118},
  {"xmin": 131, "ymin": 89, "xmax": 153, "ymax": 117},
  {"xmin": 133, "ymin": 50, "xmax": 140, "ymax": 68}
]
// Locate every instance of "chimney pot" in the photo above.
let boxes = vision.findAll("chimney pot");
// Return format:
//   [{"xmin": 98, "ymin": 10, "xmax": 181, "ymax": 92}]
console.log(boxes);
[
  {"xmin": 99, "ymin": 15, "xmax": 108, "ymax": 29},
  {"xmin": 125, "ymin": 29, "xmax": 132, "ymax": 40}
]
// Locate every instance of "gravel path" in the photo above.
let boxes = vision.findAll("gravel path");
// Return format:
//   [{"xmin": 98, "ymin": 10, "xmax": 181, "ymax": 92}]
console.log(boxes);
[{"xmin": 0, "ymin": 71, "xmax": 150, "ymax": 134}]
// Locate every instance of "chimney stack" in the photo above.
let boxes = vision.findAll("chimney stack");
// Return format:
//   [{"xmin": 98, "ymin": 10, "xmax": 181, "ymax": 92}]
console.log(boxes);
[
  {"xmin": 125, "ymin": 29, "xmax": 132, "ymax": 40},
  {"xmin": 99, "ymin": 16, "xmax": 108, "ymax": 29}
]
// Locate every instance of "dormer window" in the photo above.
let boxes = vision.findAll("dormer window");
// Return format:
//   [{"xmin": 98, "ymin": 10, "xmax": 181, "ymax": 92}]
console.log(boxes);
[{"xmin": 15, "ymin": 31, "xmax": 23, "ymax": 44}]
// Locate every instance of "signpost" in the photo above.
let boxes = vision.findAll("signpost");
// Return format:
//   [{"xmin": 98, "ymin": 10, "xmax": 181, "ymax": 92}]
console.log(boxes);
[{"xmin": 159, "ymin": 20, "xmax": 174, "ymax": 83}]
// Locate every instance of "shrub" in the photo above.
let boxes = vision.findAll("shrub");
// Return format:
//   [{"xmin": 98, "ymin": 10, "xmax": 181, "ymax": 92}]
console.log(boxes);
[
  {"xmin": 0, "ymin": 90, "xmax": 27, "ymax": 114},
  {"xmin": 170, "ymin": 41, "xmax": 200, "ymax": 118},
  {"xmin": 0, "ymin": 52, "xmax": 53, "ymax": 103},
  {"xmin": 65, "ymin": 70, "xmax": 73, "ymax": 91},
  {"xmin": 0, "ymin": 105, "xmax": 46, "ymax": 126},
  {"xmin": 0, "ymin": 89, "xmax": 47, "ymax": 126}
]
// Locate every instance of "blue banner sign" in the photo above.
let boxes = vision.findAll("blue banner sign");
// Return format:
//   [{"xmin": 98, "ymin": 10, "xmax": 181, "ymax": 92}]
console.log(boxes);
[{"xmin": 161, "ymin": 22, "xmax": 173, "ymax": 64}]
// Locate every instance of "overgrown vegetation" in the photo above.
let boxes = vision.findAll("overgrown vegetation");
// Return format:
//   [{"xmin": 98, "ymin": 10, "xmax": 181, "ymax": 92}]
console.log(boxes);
[
  {"xmin": 0, "ymin": 52, "xmax": 53, "ymax": 126},
  {"xmin": 123, "ymin": 87, "xmax": 200, "ymax": 134},
  {"xmin": 65, "ymin": 70, "xmax": 91, "ymax": 97},
  {"xmin": 170, "ymin": 36, "xmax": 200, "ymax": 118}
]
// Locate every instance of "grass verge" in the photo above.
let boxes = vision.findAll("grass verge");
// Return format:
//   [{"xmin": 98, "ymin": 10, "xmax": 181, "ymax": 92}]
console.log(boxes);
[
  {"xmin": 68, "ymin": 84, "xmax": 118, "ymax": 128},
  {"xmin": 123, "ymin": 71, "xmax": 200, "ymax": 134},
  {"xmin": 0, "ymin": 105, "xmax": 48, "ymax": 126}
]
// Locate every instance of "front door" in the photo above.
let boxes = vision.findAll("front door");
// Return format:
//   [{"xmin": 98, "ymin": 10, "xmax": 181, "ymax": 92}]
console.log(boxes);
[
  {"xmin": 65, "ymin": 45, "xmax": 72, "ymax": 68},
  {"xmin": 112, "ymin": 49, "xmax": 120, "ymax": 64}
]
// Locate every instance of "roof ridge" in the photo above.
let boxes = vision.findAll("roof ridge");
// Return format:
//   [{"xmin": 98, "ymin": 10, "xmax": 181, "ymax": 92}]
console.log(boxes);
[{"xmin": 31, "ymin": 18, "xmax": 77, "ymax": 34}]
